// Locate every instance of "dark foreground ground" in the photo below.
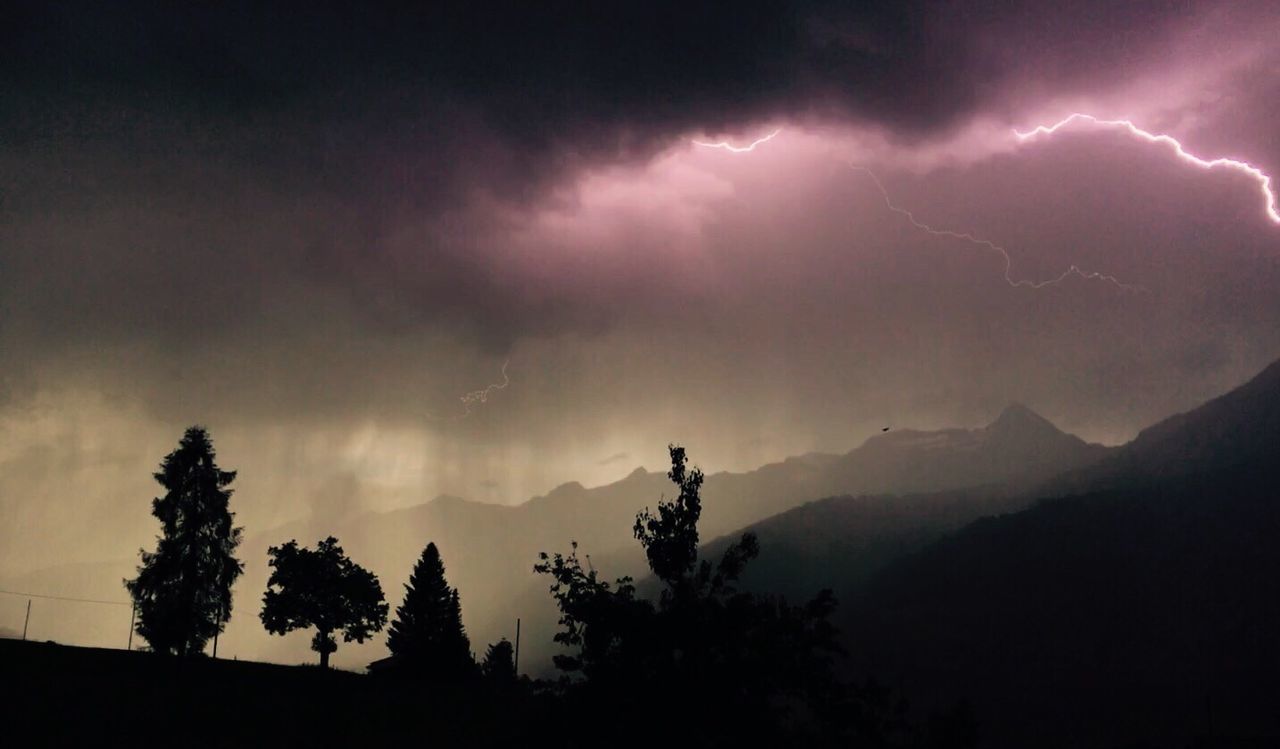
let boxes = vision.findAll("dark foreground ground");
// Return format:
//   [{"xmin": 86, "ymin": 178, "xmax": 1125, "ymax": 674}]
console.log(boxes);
[
  {"xmin": 0, "ymin": 639, "xmax": 557, "ymax": 748},
  {"xmin": 4, "ymin": 637, "xmax": 1279, "ymax": 748}
]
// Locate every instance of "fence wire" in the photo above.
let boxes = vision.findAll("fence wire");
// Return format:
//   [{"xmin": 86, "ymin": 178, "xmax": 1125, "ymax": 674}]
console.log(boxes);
[{"xmin": 0, "ymin": 588, "xmax": 134, "ymax": 649}]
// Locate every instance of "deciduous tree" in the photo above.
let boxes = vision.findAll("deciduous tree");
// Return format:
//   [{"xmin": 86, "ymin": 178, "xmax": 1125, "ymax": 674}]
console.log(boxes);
[
  {"xmin": 260, "ymin": 536, "xmax": 388, "ymax": 668},
  {"xmin": 537, "ymin": 444, "xmax": 855, "ymax": 742}
]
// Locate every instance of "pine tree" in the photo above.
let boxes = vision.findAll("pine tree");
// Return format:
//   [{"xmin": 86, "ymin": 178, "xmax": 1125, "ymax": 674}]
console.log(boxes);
[
  {"xmin": 125, "ymin": 426, "xmax": 243, "ymax": 656},
  {"xmin": 446, "ymin": 589, "xmax": 469, "ymax": 659},
  {"xmin": 386, "ymin": 542, "xmax": 473, "ymax": 677},
  {"xmin": 481, "ymin": 638, "xmax": 516, "ymax": 683}
]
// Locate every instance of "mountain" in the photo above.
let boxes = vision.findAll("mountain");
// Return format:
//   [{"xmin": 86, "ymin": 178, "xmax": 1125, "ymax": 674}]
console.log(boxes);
[
  {"xmin": 698, "ymin": 487, "xmax": 1027, "ymax": 606},
  {"xmin": 253, "ymin": 404, "xmax": 1106, "ymax": 670},
  {"xmin": 844, "ymin": 467, "xmax": 1280, "ymax": 748},
  {"xmin": 693, "ymin": 403, "xmax": 1112, "ymax": 606},
  {"xmin": 483, "ymin": 403, "xmax": 1105, "ymax": 675},
  {"xmin": 1055, "ymin": 357, "xmax": 1280, "ymax": 490},
  {"xmin": 720, "ymin": 357, "xmax": 1280, "ymax": 747},
  {"xmin": 813, "ymin": 402, "xmax": 1110, "ymax": 501},
  {"xmin": 718, "ymin": 359, "xmax": 1280, "ymax": 609}
]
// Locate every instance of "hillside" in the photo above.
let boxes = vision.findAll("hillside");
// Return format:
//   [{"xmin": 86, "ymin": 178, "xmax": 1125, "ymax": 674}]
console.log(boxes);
[
  {"xmin": 698, "ymin": 487, "xmax": 1027, "ymax": 605},
  {"xmin": 845, "ymin": 466, "xmax": 1280, "ymax": 748},
  {"xmin": 718, "ymin": 357, "xmax": 1280, "ymax": 747},
  {"xmin": 713, "ymin": 357, "xmax": 1280, "ymax": 609},
  {"xmin": 1053, "ymin": 358, "xmax": 1280, "ymax": 491},
  {"xmin": 688, "ymin": 405, "xmax": 1118, "ymax": 606},
  {"xmin": 0, "ymin": 639, "xmax": 553, "ymax": 747}
]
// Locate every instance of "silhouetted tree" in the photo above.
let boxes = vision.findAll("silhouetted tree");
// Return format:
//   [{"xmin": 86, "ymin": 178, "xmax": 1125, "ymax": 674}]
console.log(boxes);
[
  {"xmin": 634, "ymin": 444, "xmax": 703, "ymax": 586},
  {"xmin": 481, "ymin": 638, "xmax": 516, "ymax": 684},
  {"xmin": 385, "ymin": 541, "xmax": 473, "ymax": 678},
  {"xmin": 537, "ymin": 444, "xmax": 858, "ymax": 744},
  {"xmin": 260, "ymin": 536, "xmax": 388, "ymax": 668},
  {"xmin": 534, "ymin": 540, "xmax": 652, "ymax": 680},
  {"xmin": 125, "ymin": 426, "xmax": 243, "ymax": 656}
]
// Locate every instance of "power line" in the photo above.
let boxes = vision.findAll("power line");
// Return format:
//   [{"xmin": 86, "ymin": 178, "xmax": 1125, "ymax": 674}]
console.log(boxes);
[{"xmin": 0, "ymin": 588, "xmax": 131, "ymax": 607}]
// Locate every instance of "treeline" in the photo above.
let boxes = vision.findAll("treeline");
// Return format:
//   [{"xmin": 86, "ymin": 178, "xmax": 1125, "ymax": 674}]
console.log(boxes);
[
  {"xmin": 124, "ymin": 426, "xmax": 515, "ymax": 682},
  {"xmin": 124, "ymin": 426, "xmax": 975, "ymax": 747}
]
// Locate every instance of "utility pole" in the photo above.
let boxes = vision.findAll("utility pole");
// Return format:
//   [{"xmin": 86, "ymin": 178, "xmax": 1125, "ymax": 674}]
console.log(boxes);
[
  {"xmin": 514, "ymin": 617, "xmax": 521, "ymax": 675},
  {"xmin": 127, "ymin": 603, "xmax": 136, "ymax": 651},
  {"xmin": 22, "ymin": 599, "xmax": 31, "ymax": 641},
  {"xmin": 212, "ymin": 598, "xmax": 223, "ymax": 659}
]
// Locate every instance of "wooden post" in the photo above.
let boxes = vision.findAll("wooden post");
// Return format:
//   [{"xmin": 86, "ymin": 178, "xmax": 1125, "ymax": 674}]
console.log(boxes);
[
  {"xmin": 212, "ymin": 599, "xmax": 222, "ymax": 659},
  {"xmin": 514, "ymin": 617, "xmax": 521, "ymax": 675},
  {"xmin": 22, "ymin": 599, "xmax": 31, "ymax": 641}
]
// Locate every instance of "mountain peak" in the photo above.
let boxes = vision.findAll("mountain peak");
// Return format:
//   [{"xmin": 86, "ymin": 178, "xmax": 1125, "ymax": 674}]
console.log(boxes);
[{"xmin": 986, "ymin": 403, "xmax": 1064, "ymax": 438}]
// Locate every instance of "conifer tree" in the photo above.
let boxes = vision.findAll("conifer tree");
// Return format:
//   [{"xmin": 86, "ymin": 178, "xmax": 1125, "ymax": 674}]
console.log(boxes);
[
  {"xmin": 481, "ymin": 638, "xmax": 516, "ymax": 683},
  {"xmin": 125, "ymin": 426, "xmax": 243, "ymax": 656},
  {"xmin": 446, "ymin": 589, "xmax": 469, "ymax": 657},
  {"xmin": 386, "ymin": 542, "xmax": 473, "ymax": 676}
]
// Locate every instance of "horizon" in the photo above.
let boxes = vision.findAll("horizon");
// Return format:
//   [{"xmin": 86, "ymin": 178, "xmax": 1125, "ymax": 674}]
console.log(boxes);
[
  {"xmin": 2, "ymin": 354, "xmax": 1270, "ymax": 672},
  {"xmin": 0, "ymin": 389, "xmax": 1192, "ymax": 577}
]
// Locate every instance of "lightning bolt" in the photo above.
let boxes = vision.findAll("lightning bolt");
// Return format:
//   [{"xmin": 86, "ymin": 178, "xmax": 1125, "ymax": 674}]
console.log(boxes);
[
  {"xmin": 425, "ymin": 359, "xmax": 511, "ymax": 422},
  {"xmin": 691, "ymin": 128, "xmax": 782, "ymax": 153},
  {"xmin": 457, "ymin": 358, "xmax": 510, "ymax": 418},
  {"xmin": 690, "ymin": 115, "xmax": 1280, "ymax": 290},
  {"xmin": 852, "ymin": 165, "xmax": 1145, "ymax": 292},
  {"xmin": 687, "ymin": 126, "xmax": 1139, "ymax": 290},
  {"xmin": 1015, "ymin": 113, "xmax": 1279, "ymax": 225}
]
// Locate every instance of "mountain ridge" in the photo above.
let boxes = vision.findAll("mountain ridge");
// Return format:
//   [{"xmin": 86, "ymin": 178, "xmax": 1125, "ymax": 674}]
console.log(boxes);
[
  {"xmin": 14, "ymin": 402, "xmax": 1107, "ymax": 671},
  {"xmin": 716, "ymin": 355, "xmax": 1280, "ymax": 748}
]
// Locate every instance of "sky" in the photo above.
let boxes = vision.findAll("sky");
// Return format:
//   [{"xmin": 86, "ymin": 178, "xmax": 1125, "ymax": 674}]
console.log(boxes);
[{"xmin": 2, "ymin": 0, "xmax": 1280, "ymax": 578}]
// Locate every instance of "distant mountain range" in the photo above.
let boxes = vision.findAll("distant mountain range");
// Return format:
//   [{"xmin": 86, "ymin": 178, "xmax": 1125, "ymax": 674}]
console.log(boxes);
[
  {"xmin": 719, "ymin": 358, "xmax": 1280, "ymax": 747},
  {"xmin": 2, "ymin": 400, "xmax": 1112, "ymax": 670},
  {"xmin": 249, "ymin": 400, "xmax": 1110, "ymax": 669},
  {"xmin": 12, "ymin": 358, "xmax": 1280, "ymax": 745}
]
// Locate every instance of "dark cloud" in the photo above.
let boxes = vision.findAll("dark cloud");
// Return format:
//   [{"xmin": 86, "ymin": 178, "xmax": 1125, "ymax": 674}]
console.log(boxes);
[
  {"xmin": 3, "ymin": 1, "xmax": 1256, "ymax": 361},
  {"xmin": 0, "ymin": 1, "xmax": 1277, "ymax": 485},
  {"xmin": 5, "ymin": 1, "xmax": 1228, "ymax": 149}
]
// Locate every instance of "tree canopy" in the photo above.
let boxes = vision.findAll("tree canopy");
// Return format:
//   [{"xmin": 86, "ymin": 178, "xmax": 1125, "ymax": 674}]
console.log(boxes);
[
  {"xmin": 260, "ymin": 536, "xmax": 388, "ymax": 668},
  {"xmin": 536, "ymin": 444, "xmax": 868, "ymax": 744},
  {"xmin": 125, "ymin": 426, "xmax": 243, "ymax": 656}
]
